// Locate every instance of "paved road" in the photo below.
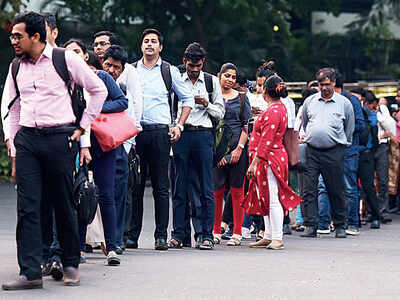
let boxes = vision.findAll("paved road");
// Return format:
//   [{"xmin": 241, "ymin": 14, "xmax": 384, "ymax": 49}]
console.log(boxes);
[{"xmin": 0, "ymin": 183, "xmax": 400, "ymax": 300}]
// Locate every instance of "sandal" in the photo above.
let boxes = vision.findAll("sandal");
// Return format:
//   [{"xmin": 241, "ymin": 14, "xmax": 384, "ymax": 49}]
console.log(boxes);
[
  {"xmin": 168, "ymin": 238, "xmax": 182, "ymax": 249},
  {"xmin": 199, "ymin": 239, "xmax": 214, "ymax": 250},
  {"xmin": 213, "ymin": 234, "xmax": 221, "ymax": 244},
  {"xmin": 227, "ymin": 234, "xmax": 241, "ymax": 246}
]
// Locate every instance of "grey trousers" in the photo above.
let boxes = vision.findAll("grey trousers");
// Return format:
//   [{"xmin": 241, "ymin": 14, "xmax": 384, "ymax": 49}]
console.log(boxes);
[{"xmin": 374, "ymin": 143, "xmax": 389, "ymax": 218}]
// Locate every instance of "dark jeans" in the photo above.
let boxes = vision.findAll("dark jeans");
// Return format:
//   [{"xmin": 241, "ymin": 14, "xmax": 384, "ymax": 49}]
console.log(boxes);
[
  {"xmin": 14, "ymin": 127, "xmax": 80, "ymax": 280},
  {"xmin": 374, "ymin": 143, "xmax": 389, "ymax": 218},
  {"xmin": 90, "ymin": 148, "xmax": 117, "ymax": 252},
  {"xmin": 302, "ymin": 144, "xmax": 346, "ymax": 228},
  {"xmin": 344, "ymin": 154, "xmax": 359, "ymax": 227},
  {"xmin": 358, "ymin": 149, "xmax": 381, "ymax": 221},
  {"xmin": 114, "ymin": 145, "xmax": 129, "ymax": 247},
  {"xmin": 130, "ymin": 126, "xmax": 171, "ymax": 241},
  {"xmin": 172, "ymin": 130, "xmax": 215, "ymax": 241}
]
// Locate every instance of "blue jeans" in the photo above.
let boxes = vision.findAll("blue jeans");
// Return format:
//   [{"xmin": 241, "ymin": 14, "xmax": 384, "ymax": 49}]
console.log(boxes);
[
  {"xmin": 344, "ymin": 154, "xmax": 359, "ymax": 227},
  {"xmin": 172, "ymin": 130, "xmax": 214, "ymax": 241},
  {"xmin": 114, "ymin": 146, "xmax": 129, "ymax": 247},
  {"xmin": 318, "ymin": 175, "xmax": 331, "ymax": 229},
  {"xmin": 296, "ymin": 204, "xmax": 303, "ymax": 224}
]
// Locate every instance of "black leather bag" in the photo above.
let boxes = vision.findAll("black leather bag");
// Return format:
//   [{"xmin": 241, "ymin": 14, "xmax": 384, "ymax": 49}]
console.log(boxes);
[
  {"xmin": 73, "ymin": 162, "xmax": 99, "ymax": 225},
  {"xmin": 128, "ymin": 148, "xmax": 141, "ymax": 189}
]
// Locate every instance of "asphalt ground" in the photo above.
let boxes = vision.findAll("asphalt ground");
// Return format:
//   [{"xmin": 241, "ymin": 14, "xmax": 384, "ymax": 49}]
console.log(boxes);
[{"xmin": 0, "ymin": 183, "xmax": 400, "ymax": 300}]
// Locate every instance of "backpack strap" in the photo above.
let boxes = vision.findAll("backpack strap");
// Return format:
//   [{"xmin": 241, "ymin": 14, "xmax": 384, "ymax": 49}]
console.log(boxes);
[
  {"xmin": 4, "ymin": 58, "xmax": 21, "ymax": 120},
  {"xmin": 203, "ymin": 72, "xmax": 214, "ymax": 103},
  {"xmin": 52, "ymin": 47, "xmax": 73, "ymax": 95}
]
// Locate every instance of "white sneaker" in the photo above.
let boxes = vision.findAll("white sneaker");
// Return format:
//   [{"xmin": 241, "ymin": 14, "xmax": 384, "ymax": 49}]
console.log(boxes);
[
  {"xmin": 242, "ymin": 227, "xmax": 252, "ymax": 239},
  {"xmin": 317, "ymin": 228, "xmax": 330, "ymax": 234}
]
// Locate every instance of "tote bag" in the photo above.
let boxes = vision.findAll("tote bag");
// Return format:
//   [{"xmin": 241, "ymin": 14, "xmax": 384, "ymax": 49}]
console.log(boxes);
[{"xmin": 91, "ymin": 111, "xmax": 140, "ymax": 152}]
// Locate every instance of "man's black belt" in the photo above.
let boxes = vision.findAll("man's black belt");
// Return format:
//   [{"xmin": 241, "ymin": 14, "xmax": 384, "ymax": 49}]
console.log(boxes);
[
  {"xmin": 142, "ymin": 124, "xmax": 169, "ymax": 131},
  {"xmin": 21, "ymin": 124, "xmax": 76, "ymax": 135},
  {"xmin": 184, "ymin": 125, "xmax": 212, "ymax": 131}
]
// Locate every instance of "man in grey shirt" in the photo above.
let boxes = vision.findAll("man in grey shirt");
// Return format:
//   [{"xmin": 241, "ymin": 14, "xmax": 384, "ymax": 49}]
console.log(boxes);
[{"xmin": 300, "ymin": 68, "xmax": 355, "ymax": 238}]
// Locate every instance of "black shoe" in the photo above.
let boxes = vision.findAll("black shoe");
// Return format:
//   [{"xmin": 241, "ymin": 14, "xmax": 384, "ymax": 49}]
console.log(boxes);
[
  {"xmin": 381, "ymin": 217, "xmax": 392, "ymax": 224},
  {"xmin": 84, "ymin": 244, "xmax": 93, "ymax": 253},
  {"xmin": 50, "ymin": 261, "xmax": 63, "ymax": 281},
  {"xmin": 115, "ymin": 246, "xmax": 124, "ymax": 255},
  {"xmin": 125, "ymin": 239, "xmax": 138, "ymax": 249},
  {"xmin": 300, "ymin": 226, "xmax": 317, "ymax": 238},
  {"xmin": 370, "ymin": 220, "xmax": 380, "ymax": 229},
  {"xmin": 221, "ymin": 231, "xmax": 232, "ymax": 240},
  {"xmin": 366, "ymin": 215, "xmax": 373, "ymax": 223},
  {"xmin": 155, "ymin": 238, "xmax": 168, "ymax": 251},
  {"xmin": 283, "ymin": 224, "xmax": 292, "ymax": 235},
  {"xmin": 335, "ymin": 227, "xmax": 347, "ymax": 238},
  {"xmin": 389, "ymin": 207, "xmax": 400, "ymax": 214}
]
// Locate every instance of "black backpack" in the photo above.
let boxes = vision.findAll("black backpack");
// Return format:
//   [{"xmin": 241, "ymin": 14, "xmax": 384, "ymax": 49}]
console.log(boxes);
[
  {"xmin": 73, "ymin": 162, "xmax": 99, "ymax": 225},
  {"xmin": 4, "ymin": 48, "xmax": 86, "ymax": 125}
]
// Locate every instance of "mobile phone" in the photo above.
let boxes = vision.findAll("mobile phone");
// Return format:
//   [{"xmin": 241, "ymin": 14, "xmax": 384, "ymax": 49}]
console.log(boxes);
[{"xmin": 224, "ymin": 154, "xmax": 231, "ymax": 163}]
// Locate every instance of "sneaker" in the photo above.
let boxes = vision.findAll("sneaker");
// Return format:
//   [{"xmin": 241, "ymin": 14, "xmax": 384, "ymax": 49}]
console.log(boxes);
[
  {"xmin": 221, "ymin": 230, "xmax": 232, "ymax": 240},
  {"xmin": 345, "ymin": 226, "xmax": 360, "ymax": 236},
  {"xmin": 107, "ymin": 251, "xmax": 121, "ymax": 266},
  {"xmin": 115, "ymin": 246, "xmax": 124, "ymax": 255},
  {"xmin": 242, "ymin": 227, "xmax": 252, "ymax": 239},
  {"xmin": 317, "ymin": 227, "xmax": 330, "ymax": 234},
  {"xmin": 50, "ymin": 261, "xmax": 63, "ymax": 281}
]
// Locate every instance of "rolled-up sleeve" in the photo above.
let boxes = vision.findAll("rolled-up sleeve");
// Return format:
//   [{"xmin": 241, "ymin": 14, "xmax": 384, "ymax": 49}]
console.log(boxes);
[
  {"xmin": 171, "ymin": 66, "xmax": 194, "ymax": 109},
  {"xmin": 206, "ymin": 76, "xmax": 225, "ymax": 121},
  {"xmin": 65, "ymin": 51, "xmax": 107, "ymax": 130}
]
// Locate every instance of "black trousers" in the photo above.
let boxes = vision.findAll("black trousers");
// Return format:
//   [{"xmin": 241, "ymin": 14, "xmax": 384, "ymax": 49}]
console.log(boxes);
[
  {"xmin": 129, "ymin": 126, "xmax": 171, "ymax": 241},
  {"xmin": 14, "ymin": 127, "xmax": 80, "ymax": 280},
  {"xmin": 301, "ymin": 144, "xmax": 346, "ymax": 227},
  {"xmin": 358, "ymin": 149, "xmax": 381, "ymax": 221}
]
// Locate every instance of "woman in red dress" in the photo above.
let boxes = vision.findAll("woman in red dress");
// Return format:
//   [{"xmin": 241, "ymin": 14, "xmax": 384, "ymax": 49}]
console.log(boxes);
[{"xmin": 243, "ymin": 75, "xmax": 301, "ymax": 250}]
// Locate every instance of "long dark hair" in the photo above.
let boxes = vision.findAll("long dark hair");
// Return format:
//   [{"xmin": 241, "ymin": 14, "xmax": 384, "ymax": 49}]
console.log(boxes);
[{"xmin": 264, "ymin": 75, "xmax": 288, "ymax": 99}]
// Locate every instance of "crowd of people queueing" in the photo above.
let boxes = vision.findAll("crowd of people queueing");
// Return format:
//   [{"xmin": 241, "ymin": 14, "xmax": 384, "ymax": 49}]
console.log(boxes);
[{"xmin": 1, "ymin": 11, "xmax": 398, "ymax": 291}]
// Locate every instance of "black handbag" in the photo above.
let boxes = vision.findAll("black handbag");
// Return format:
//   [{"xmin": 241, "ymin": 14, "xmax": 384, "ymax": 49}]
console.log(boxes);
[
  {"xmin": 128, "ymin": 148, "xmax": 141, "ymax": 188},
  {"xmin": 73, "ymin": 162, "xmax": 99, "ymax": 225}
]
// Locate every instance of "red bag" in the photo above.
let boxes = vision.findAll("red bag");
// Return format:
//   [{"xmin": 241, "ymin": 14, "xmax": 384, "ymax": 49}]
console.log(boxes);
[{"xmin": 91, "ymin": 112, "xmax": 140, "ymax": 152}]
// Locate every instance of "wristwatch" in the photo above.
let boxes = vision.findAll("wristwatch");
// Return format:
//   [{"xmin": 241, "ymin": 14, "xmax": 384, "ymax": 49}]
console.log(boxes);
[
  {"xmin": 176, "ymin": 124, "xmax": 184, "ymax": 132},
  {"xmin": 238, "ymin": 143, "xmax": 245, "ymax": 149}
]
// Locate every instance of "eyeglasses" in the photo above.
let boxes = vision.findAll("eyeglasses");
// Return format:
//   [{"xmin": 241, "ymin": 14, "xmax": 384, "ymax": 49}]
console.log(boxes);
[
  {"xmin": 93, "ymin": 41, "xmax": 110, "ymax": 48},
  {"xmin": 9, "ymin": 34, "xmax": 24, "ymax": 42}
]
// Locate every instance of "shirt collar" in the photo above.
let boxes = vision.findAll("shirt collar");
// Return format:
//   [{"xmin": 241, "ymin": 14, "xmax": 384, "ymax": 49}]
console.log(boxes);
[
  {"xmin": 182, "ymin": 70, "xmax": 205, "ymax": 83},
  {"xmin": 21, "ymin": 42, "xmax": 52, "ymax": 63},
  {"xmin": 318, "ymin": 91, "xmax": 336, "ymax": 103},
  {"xmin": 138, "ymin": 56, "xmax": 162, "ymax": 69}
]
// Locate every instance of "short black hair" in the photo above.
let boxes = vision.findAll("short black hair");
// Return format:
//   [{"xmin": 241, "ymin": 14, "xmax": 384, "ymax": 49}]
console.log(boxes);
[
  {"xmin": 364, "ymin": 90, "xmax": 378, "ymax": 104},
  {"xmin": 301, "ymin": 87, "xmax": 318, "ymax": 101},
  {"xmin": 103, "ymin": 45, "xmax": 128, "ymax": 66},
  {"xmin": 12, "ymin": 12, "xmax": 46, "ymax": 43},
  {"xmin": 86, "ymin": 50, "xmax": 102, "ymax": 70},
  {"xmin": 141, "ymin": 28, "xmax": 164, "ymax": 45},
  {"xmin": 236, "ymin": 72, "xmax": 247, "ymax": 87},
  {"xmin": 94, "ymin": 31, "xmax": 118, "ymax": 45},
  {"xmin": 184, "ymin": 42, "xmax": 206, "ymax": 63},
  {"xmin": 316, "ymin": 67, "xmax": 336, "ymax": 82},
  {"xmin": 63, "ymin": 39, "xmax": 87, "ymax": 54},
  {"xmin": 334, "ymin": 69, "xmax": 344, "ymax": 88},
  {"xmin": 350, "ymin": 88, "xmax": 366, "ymax": 97},
  {"xmin": 42, "ymin": 13, "xmax": 57, "ymax": 30}
]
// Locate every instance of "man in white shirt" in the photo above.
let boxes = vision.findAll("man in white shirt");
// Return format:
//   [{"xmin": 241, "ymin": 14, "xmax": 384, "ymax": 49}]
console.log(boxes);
[{"xmin": 169, "ymin": 42, "xmax": 224, "ymax": 249}]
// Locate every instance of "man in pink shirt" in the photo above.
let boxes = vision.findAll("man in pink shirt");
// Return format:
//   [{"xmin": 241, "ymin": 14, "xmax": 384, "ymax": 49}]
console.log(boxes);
[{"xmin": 2, "ymin": 12, "xmax": 107, "ymax": 290}]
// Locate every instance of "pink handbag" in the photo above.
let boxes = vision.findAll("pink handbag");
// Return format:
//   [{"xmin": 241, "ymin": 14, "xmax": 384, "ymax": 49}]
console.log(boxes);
[{"xmin": 91, "ymin": 112, "xmax": 140, "ymax": 152}]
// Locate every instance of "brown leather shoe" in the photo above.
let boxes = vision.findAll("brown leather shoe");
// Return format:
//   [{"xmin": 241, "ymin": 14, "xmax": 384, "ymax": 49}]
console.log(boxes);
[
  {"xmin": 63, "ymin": 267, "xmax": 80, "ymax": 286},
  {"xmin": 249, "ymin": 239, "xmax": 271, "ymax": 248},
  {"xmin": 2, "ymin": 275, "xmax": 42, "ymax": 291}
]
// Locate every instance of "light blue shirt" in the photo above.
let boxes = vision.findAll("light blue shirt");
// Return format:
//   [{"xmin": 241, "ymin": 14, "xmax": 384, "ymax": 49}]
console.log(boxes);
[{"xmin": 136, "ymin": 57, "xmax": 194, "ymax": 125}]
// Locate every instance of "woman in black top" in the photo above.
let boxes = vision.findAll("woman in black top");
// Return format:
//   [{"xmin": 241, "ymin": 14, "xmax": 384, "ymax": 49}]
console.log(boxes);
[{"xmin": 213, "ymin": 63, "xmax": 251, "ymax": 246}]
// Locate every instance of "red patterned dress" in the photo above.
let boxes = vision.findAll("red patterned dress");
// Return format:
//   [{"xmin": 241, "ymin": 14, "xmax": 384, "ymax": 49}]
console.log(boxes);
[{"xmin": 242, "ymin": 102, "xmax": 301, "ymax": 216}]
